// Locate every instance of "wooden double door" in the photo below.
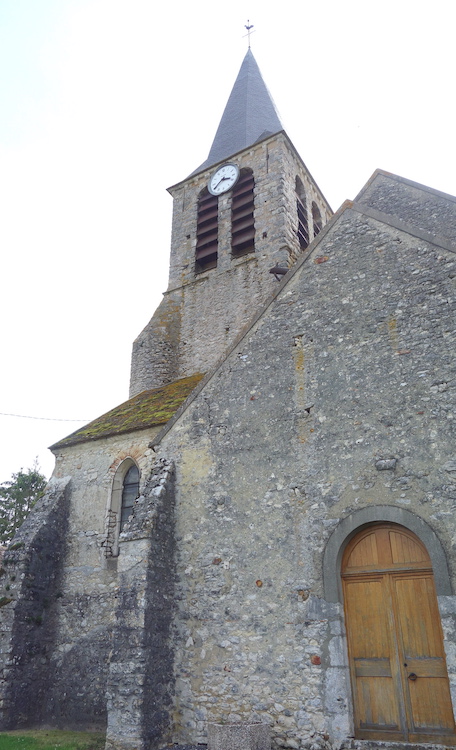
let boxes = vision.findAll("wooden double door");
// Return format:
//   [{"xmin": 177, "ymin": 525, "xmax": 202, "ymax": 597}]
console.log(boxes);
[{"xmin": 342, "ymin": 523, "xmax": 456, "ymax": 744}]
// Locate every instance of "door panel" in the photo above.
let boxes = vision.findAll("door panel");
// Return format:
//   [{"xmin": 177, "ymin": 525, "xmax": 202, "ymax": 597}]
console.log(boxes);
[
  {"xmin": 389, "ymin": 530, "xmax": 429, "ymax": 565},
  {"xmin": 342, "ymin": 524, "xmax": 456, "ymax": 744},
  {"xmin": 344, "ymin": 576, "xmax": 403, "ymax": 733},
  {"xmin": 346, "ymin": 531, "xmax": 380, "ymax": 569},
  {"xmin": 393, "ymin": 574, "xmax": 455, "ymax": 734}
]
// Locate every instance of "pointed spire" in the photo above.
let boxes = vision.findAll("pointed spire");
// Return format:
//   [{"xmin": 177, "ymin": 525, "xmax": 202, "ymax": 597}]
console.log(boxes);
[{"xmin": 191, "ymin": 50, "xmax": 283, "ymax": 175}]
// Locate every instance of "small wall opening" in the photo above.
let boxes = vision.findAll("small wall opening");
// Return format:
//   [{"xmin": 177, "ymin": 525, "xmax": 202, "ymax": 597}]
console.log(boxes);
[
  {"xmin": 296, "ymin": 177, "xmax": 309, "ymax": 250},
  {"xmin": 312, "ymin": 201, "xmax": 323, "ymax": 236}
]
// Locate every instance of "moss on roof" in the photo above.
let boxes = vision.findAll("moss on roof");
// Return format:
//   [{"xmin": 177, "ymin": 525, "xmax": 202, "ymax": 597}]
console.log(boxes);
[{"xmin": 50, "ymin": 373, "xmax": 205, "ymax": 450}]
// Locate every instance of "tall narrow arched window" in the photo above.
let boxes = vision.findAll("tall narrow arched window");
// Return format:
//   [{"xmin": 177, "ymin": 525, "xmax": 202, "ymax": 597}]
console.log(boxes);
[
  {"xmin": 120, "ymin": 464, "xmax": 139, "ymax": 530},
  {"xmin": 103, "ymin": 458, "xmax": 140, "ymax": 557},
  {"xmin": 195, "ymin": 188, "xmax": 218, "ymax": 273},
  {"xmin": 312, "ymin": 201, "xmax": 323, "ymax": 237},
  {"xmin": 295, "ymin": 177, "xmax": 309, "ymax": 250},
  {"xmin": 231, "ymin": 169, "xmax": 255, "ymax": 257}
]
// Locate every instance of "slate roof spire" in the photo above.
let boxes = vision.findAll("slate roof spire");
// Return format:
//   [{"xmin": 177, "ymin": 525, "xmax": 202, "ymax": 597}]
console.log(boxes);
[{"xmin": 191, "ymin": 49, "xmax": 283, "ymax": 175}]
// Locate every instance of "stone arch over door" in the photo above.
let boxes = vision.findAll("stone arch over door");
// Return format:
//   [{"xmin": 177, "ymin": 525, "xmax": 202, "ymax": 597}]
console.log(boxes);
[{"xmin": 323, "ymin": 505, "xmax": 452, "ymax": 603}]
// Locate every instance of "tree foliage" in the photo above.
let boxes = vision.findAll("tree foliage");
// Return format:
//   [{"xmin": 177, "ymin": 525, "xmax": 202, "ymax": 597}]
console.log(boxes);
[{"xmin": 0, "ymin": 462, "xmax": 47, "ymax": 544}]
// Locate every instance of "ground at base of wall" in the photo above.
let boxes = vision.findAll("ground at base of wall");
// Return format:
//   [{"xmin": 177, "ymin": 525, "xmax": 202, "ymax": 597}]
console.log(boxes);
[
  {"xmin": 344, "ymin": 741, "xmax": 453, "ymax": 750},
  {"xmin": 0, "ymin": 729, "xmax": 105, "ymax": 750}
]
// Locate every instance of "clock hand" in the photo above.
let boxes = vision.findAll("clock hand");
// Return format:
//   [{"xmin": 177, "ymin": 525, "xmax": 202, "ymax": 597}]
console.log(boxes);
[{"xmin": 214, "ymin": 175, "xmax": 230, "ymax": 190}]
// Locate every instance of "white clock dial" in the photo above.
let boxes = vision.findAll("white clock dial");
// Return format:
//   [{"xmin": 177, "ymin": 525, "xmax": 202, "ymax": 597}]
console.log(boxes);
[{"xmin": 208, "ymin": 163, "xmax": 240, "ymax": 195}]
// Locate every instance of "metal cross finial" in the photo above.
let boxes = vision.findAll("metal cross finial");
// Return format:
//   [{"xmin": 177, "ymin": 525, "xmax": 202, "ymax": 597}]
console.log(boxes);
[{"xmin": 244, "ymin": 20, "xmax": 254, "ymax": 49}]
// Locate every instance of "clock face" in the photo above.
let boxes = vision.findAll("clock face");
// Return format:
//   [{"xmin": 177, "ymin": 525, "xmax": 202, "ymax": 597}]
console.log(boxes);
[{"xmin": 208, "ymin": 163, "xmax": 240, "ymax": 195}]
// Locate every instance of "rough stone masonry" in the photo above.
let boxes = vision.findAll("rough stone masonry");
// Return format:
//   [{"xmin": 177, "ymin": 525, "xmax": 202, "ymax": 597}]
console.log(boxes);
[{"xmin": 1, "ymin": 47, "xmax": 456, "ymax": 750}]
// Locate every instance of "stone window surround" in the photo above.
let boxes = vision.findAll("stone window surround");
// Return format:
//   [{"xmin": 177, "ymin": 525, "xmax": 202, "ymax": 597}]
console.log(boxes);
[{"xmin": 106, "ymin": 457, "xmax": 140, "ymax": 557}]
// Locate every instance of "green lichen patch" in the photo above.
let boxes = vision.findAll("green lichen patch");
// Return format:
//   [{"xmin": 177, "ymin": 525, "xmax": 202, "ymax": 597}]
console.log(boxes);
[{"xmin": 50, "ymin": 373, "xmax": 205, "ymax": 450}]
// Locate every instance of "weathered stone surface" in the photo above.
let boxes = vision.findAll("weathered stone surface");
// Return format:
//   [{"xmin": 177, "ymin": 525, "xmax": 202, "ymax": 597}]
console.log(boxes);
[
  {"xmin": 357, "ymin": 170, "xmax": 456, "ymax": 246},
  {"xmin": 129, "ymin": 132, "xmax": 331, "ymax": 397},
  {"xmin": 151, "ymin": 190, "xmax": 456, "ymax": 747},
  {"xmin": 2, "ymin": 113, "xmax": 456, "ymax": 750},
  {"xmin": 207, "ymin": 722, "xmax": 270, "ymax": 750},
  {"xmin": 105, "ymin": 459, "xmax": 176, "ymax": 750}
]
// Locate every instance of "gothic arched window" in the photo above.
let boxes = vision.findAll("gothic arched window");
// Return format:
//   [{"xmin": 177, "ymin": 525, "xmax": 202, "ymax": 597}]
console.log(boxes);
[
  {"xmin": 231, "ymin": 169, "xmax": 255, "ymax": 257},
  {"xmin": 296, "ymin": 177, "xmax": 309, "ymax": 250},
  {"xmin": 195, "ymin": 188, "xmax": 218, "ymax": 273}
]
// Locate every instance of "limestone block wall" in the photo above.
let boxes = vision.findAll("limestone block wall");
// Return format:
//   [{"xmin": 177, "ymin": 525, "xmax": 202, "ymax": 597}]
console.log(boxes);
[
  {"xmin": 106, "ymin": 459, "xmax": 176, "ymax": 750},
  {"xmin": 166, "ymin": 134, "xmax": 331, "ymax": 291},
  {"xmin": 29, "ymin": 428, "xmax": 159, "ymax": 729},
  {"xmin": 129, "ymin": 293, "xmax": 182, "ymax": 395},
  {"xmin": 130, "ymin": 133, "xmax": 332, "ymax": 397},
  {"xmin": 357, "ymin": 171, "xmax": 456, "ymax": 245},
  {"xmin": 155, "ymin": 200, "xmax": 456, "ymax": 748}
]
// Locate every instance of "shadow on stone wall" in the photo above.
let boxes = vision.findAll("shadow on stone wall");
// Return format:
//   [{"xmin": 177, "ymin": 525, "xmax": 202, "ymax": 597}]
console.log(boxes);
[{"xmin": 0, "ymin": 478, "xmax": 71, "ymax": 729}]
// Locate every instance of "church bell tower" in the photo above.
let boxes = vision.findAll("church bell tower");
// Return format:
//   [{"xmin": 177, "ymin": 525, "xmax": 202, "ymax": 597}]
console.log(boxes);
[{"xmin": 130, "ymin": 49, "xmax": 332, "ymax": 397}]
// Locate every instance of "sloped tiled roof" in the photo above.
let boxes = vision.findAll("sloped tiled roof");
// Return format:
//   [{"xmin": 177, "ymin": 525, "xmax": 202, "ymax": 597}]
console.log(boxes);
[
  {"xmin": 50, "ymin": 373, "xmax": 204, "ymax": 450},
  {"xmin": 191, "ymin": 49, "xmax": 283, "ymax": 176}
]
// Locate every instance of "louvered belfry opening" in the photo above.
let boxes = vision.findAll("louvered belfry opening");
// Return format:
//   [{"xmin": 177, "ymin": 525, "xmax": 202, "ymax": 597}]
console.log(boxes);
[
  {"xmin": 312, "ymin": 201, "xmax": 323, "ymax": 236},
  {"xmin": 231, "ymin": 169, "xmax": 255, "ymax": 257},
  {"xmin": 195, "ymin": 188, "xmax": 219, "ymax": 273},
  {"xmin": 296, "ymin": 177, "xmax": 309, "ymax": 250}
]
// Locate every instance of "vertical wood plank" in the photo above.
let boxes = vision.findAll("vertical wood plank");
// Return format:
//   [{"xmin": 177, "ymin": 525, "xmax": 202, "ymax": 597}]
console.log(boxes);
[{"xmin": 342, "ymin": 523, "xmax": 456, "ymax": 743}]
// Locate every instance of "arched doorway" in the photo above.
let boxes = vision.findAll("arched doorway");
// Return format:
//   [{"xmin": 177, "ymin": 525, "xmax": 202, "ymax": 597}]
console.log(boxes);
[{"xmin": 342, "ymin": 522, "xmax": 456, "ymax": 744}]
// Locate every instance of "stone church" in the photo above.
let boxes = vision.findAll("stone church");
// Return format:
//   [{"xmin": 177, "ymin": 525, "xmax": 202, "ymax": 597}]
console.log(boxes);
[{"xmin": 1, "ymin": 48, "xmax": 456, "ymax": 750}]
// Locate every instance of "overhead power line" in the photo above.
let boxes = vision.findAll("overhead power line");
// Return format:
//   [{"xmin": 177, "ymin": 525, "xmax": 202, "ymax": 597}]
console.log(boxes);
[{"xmin": 0, "ymin": 411, "xmax": 89, "ymax": 423}]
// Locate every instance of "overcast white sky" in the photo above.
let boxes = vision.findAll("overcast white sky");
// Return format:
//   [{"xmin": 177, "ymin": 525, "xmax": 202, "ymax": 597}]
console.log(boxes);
[{"xmin": 1, "ymin": 0, "xmax": 455, "ymax": 484}]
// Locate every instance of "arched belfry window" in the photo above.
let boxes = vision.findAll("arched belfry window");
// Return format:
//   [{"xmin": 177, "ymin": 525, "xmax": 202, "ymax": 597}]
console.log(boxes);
[
  {"xmin": 312, "ymin": 201, "xmax": 323, "ymax": 236},
  {"xmin": 231, "ymin": 168, "xmax": 255, "ymax": 257},
  {"xmin": 296, "ymin": 177, "xmax": 309, "ymax": 250},
  {"xmin": 195, "ymin": 188, "xmax": 218, "ymax": 273},
  {"xmin": 103, "ymin": 458, "xmax": 140, "ymax": 557}
]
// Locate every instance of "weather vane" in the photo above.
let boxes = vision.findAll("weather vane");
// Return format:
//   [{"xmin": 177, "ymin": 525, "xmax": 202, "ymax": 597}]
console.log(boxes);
[{"xmin": 244, "ymin": 20, "xmax": 255, "ymax": 49}]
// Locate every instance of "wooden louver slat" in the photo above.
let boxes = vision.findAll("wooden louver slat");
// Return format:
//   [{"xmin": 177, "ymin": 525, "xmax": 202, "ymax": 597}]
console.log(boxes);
[
  {"xmin": 232, "ymin": 205, "xmax": 254, "ymax": 222},
  {"xmin": 233, "ymin": 229, "xmax": 255, "ymax": 245},
  {"xmin": 232, "ymin": 170, "xmax": 255, "ymax": 257},
  {"xmin": 232, "ymin": 193, "xmax": 254, "ymax": 210},
  {"xmin": 196, "ymin": 189, "xmax": 218, "ymax": 272},
  {"xmin": 232, "ymin": 216, "xmax": 255, "ymax": 234}
]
